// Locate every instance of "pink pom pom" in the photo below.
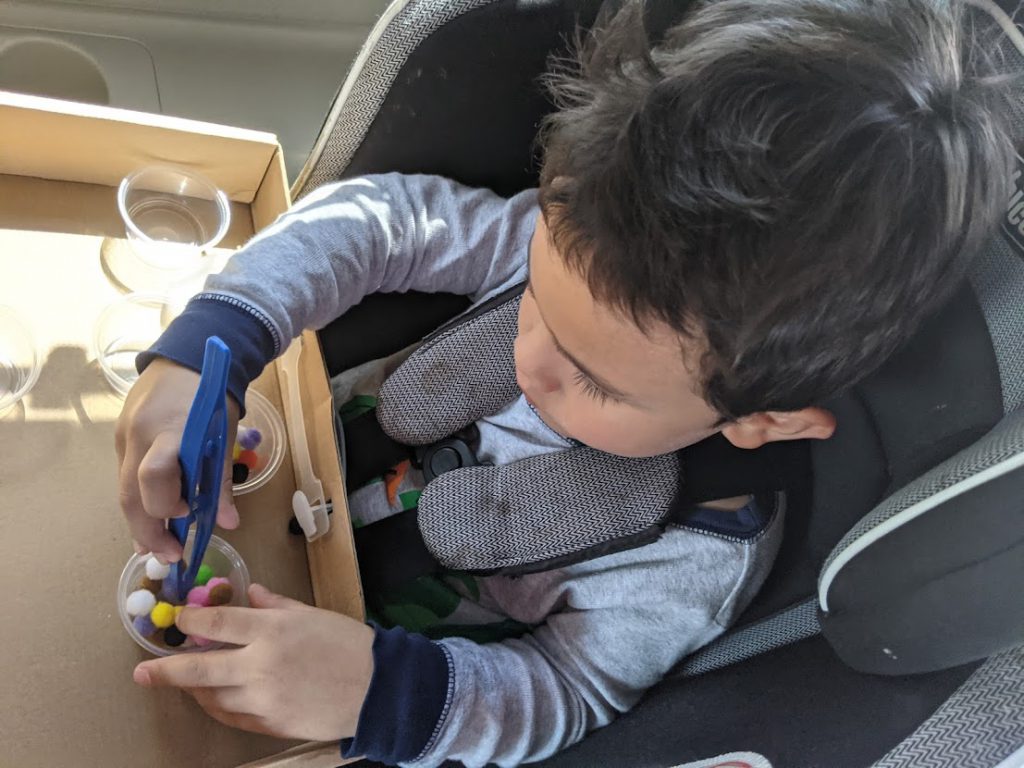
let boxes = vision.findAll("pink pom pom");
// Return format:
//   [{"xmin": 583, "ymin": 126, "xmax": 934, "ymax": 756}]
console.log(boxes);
[
  {"xmin": 186, "ymin": 585, "xmax": 210, "ymax": 606},
  {"xmin": 193, "ymin": 635, "xmax": 212, "ymax": 647},
  {"xmin": 206, "ymin": 577, "xmax": 230, "ymax": 589}
]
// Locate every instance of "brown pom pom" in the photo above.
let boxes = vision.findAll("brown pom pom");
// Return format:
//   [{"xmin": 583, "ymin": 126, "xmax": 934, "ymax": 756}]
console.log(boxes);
[
  {"xmin": 141, "ymin": 577, "xmax": 163, "ymax": 595},
  {"xmin": 207, "ymin": 583, "xmax": 233, "ymax": 606}
]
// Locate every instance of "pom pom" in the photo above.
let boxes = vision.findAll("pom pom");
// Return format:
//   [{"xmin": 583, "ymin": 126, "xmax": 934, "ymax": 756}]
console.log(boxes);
[
  {"xmin": 206, "ymin": 576, "xmax": 230, "ymax": 589},
  {"xmin": 232, "ymin": 442, "xmax": 242, "ymax": 460},
  {"xmin": 194, "ymin": 564, "xmax": 214, "ymax": 586},
  {"xmin": 173, "ymin": 606, "xmax": 184, "ymax": 624},
  {"xmin": 238, "ymin": 428, "xmax": 262, "ymax": 451},
  {"xmin": 231, "ymin": 462, "xmax": 249, "ymax": 484},
  {"xmin": 207, "ymin": 583, "xmax": 233, "ymax": 606},
  {"xmin": 126, "ymin": 589, "xmax": 157, "ymax": 617},
  {"xmin": 238, "ymin": 449, "xmax": 259, "ymax": 471},
  {"xmin": 145, "ymin": 556, "xmax": 171, "ymax": 580},
  {"xmin": 150, "ymin": 602, "xmax": 176, "ymax": 629},
  {"xmin": 163, "ymin": 626, "xmax": 187, "ymax": 648},
  {"xmin": 186, "ymin": 585, "xmax": 210, "ymax": 607},
  {"xmin": 141, "ymin": 576, "xmax": 162, "ymax": 595},
  {"xmin": 132, "ymin": 614, "xmax": 157, "ymax": 638},
  {"xmin": 193, "ymin": 635, "xmax": 212, "ymax": 647},
  {"xmin": 160, "ymin": 579, "xmax": 181, "ymax": 603}
]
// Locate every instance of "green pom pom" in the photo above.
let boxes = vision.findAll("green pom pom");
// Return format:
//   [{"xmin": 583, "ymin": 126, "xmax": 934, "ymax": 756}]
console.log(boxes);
[{"xmin": 195, "ymin": 564, "xmax": 214, "ymax": 586}]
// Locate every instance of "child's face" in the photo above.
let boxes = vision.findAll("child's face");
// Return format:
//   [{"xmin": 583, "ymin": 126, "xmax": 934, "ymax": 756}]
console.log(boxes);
[{"xmin": 516, "ymin": 214, "xmax": 721, "ymax": 457}]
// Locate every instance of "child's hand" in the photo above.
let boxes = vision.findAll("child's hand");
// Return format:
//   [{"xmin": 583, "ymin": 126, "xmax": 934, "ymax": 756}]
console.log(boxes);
[
  {"xmin": 115, "ymin": 357, "xmax": 240, "ymax": 562},
  {"xmin": 132, "ymin": 584, "xmax": 374, "ymax": 741}
]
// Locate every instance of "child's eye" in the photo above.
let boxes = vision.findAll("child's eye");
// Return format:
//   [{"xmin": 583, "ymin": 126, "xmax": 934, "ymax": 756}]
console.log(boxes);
[{"xmin": 572, "ymin": 370, "xmax": 619, "ymax": 405}]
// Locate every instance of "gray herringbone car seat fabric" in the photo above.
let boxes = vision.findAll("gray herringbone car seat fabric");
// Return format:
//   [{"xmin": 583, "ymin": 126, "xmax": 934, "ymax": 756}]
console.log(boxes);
[{"xmin": 871, "ymin": 645, "xmax": 1024, "ymax": 768}]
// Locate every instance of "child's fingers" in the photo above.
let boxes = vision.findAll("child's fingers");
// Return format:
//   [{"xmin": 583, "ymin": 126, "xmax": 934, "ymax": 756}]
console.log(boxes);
[
  {"xmin": 247, "ymin": 583, "xmax": 309, "ymax": 611},
  {"xmin": 119, "ymin": 445, "xmax": 181, "ymax": 561},
  {"xmin": 134, "ymin": 650, "xmax": 241, "ymax": 690},
  {"xmin": 190, "ymin": 686, "xmax": 258, "ymax": 717},
  {"xmin": 176, "ymin": 606, "xmax": 265, "ymax": 644},
  {"xmin": 138, "ymin": 431, "xmax": 190, "ymax": 521},
  {"xmin": 189, "ymin": 692, "xmax": 278, "ymax": 736},
  {"xmin": 217, "ymin": 415, "xmax": 240, "ymax": 530},
  {"xmin": 217, "ymin": 452, "xmax": 240, "ymax": 530}
]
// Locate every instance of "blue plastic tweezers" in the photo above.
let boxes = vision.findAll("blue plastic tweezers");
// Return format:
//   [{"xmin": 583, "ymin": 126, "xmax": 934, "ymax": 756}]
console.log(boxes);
[{"xmin": 167, "ymin": 336, "xmax": 231, "ymax": 602}]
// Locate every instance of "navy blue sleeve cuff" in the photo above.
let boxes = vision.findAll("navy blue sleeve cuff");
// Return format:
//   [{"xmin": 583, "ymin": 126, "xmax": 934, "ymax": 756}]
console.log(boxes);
[
  {"xmin": 341, "ymin": 623, "xmax": 452, "ymax": 765},
  {"xmin": 136, "ymin": 296, "xmax": 278, "ymax": 416}
]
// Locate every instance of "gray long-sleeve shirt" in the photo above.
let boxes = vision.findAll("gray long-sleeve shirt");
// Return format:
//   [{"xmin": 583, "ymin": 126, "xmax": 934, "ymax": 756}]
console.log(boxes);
[{"xmin": 151, "ymin": 174, "xmax": 783, "ymax": 767}]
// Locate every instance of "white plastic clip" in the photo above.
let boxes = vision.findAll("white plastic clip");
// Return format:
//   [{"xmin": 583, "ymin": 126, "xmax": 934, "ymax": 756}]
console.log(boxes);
[{"xmin": 277, "ymin": 337, "xmax": 330, "ymax": 541}]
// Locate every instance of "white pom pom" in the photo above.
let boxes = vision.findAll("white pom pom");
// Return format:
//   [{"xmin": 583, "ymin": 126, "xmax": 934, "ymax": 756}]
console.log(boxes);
[
  {"xmin": 126, "ymin": 589, "xmax": 157, "ymax": 617},
  {"xmin": 145, "ymin": 556, "xmax": 171, "ymax": 580}
]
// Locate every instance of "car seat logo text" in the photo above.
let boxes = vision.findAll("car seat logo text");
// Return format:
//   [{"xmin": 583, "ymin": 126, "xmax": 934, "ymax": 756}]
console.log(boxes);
[{"xmin": 1001, "ymin": 153, "xmax": 1024, "ymax": 258}]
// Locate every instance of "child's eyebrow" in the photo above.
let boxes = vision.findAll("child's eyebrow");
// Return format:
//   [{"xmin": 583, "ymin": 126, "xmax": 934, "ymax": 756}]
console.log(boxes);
[{"xmin": 525, "ymin": 270, "xmax": 632, "ymax": 402}]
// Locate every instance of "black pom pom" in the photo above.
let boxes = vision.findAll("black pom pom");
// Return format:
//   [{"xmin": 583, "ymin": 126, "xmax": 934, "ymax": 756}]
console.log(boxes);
[{"xmin": 164, "ymin": 626, "xmax": 187, "ymax": 648}]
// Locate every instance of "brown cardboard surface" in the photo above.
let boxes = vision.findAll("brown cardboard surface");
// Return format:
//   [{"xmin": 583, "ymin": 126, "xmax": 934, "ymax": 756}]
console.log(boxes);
[
  {"xmin": 0, "ymin": 102, "xmax": 361, "ymax": 767},
  {"xmin": 0, "ymin": 91, "xmax": 278, "ymax": 203},
  {"xmin": 0, "ymin": 173, "xmax": 254, "ymax": 245}
]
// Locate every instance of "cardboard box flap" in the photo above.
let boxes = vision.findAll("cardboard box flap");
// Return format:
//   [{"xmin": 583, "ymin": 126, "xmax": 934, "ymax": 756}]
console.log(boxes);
[{"xmin": 0, "ymin": 90, "xmax": 278, "ymax": 202}]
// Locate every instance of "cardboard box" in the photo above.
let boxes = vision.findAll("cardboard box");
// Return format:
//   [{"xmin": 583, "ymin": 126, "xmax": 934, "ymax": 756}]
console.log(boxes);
[{"xmin": 0, "ymin": 91, "xmax": 361, "ymax": 767}]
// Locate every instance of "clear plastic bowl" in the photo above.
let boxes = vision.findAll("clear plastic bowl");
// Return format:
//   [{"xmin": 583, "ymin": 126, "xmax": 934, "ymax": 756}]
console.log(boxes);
[
  {"xmin": 108, "ymin": 165, "xmax": 229, "ymax": 293},
  {"xmin": 93, "ymin": 293, "xmax": 175, "ymax": 398},
  {"xmin": 233, "ymin": 389, "xmax": 286, "ymax": 495},
  {"xmin": 0, "ymin": 306, "xmax": 42, "ymax": 417},
  {"xmin": 118, "ymin": 532, "xmax": 250, "ymax": 657}
]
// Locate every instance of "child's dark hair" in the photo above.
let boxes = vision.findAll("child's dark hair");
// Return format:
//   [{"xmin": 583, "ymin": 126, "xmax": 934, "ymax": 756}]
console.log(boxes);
[{"xmin": 539, "ymin": 0, "xmax": 1015, "ymax": 420}]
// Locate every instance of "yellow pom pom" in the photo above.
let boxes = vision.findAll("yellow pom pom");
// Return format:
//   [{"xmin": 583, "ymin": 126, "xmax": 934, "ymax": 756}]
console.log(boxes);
[
  {"xmin": 151, "ymin": 602, "xmax": 176, "ymax": 629},
  {"xmin": 232, "ymin": 442, "xmax": 242, "ymax": 460},
  {"xmin": 173, "ymin": 605, "xmax": 185, "ymax": 624}
]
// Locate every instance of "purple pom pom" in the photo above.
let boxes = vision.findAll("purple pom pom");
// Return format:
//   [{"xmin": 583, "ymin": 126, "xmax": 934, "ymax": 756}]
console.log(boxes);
[
  {"xmin": 160, "ymin": 580, "xmax": 181, "ymax": 603},
  {"xmin": 238, "ymin": 428, "xmax": 262, "ymax": 451},
  {"xmin": 133, "ymin": 614, "xmax": 157, "ymax": 638}
]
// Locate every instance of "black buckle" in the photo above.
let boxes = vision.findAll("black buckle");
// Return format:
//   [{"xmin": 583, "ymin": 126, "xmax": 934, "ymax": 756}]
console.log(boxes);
[{"xmin": 416, "ymin": 436, "xmax": 480, "ymax": 482}]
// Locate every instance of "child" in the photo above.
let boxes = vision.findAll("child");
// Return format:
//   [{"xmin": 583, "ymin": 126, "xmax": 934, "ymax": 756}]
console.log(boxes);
[{"xmin": 116, "ymin": 0, "xmax": 1013, "ymax": 765}]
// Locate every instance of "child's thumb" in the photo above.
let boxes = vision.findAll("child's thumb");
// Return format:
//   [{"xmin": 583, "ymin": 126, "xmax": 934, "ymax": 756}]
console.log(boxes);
[
  {"xmin": 248, "ymin": 583, "xmax": 308, "ymax": 611},
  {"xmin": 217, "ymin": 478, "xmax": 240, "ymax": 530}
]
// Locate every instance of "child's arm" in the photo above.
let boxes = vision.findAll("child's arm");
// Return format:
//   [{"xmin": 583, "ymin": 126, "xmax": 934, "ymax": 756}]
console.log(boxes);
[
  {"xmin": 118, "ymin": 174, "xmax": 535, "ymax": 558},
  {"xmin": 345, "ymin": 525, "xmax": 770, "ymax": 767},
  {"xmin": 143, "ymin": 173, "xmax": 534, "ymax": 410},
  {"xmin": 132, "ymin": 522, "xmax": 770, "ymax": 766}
]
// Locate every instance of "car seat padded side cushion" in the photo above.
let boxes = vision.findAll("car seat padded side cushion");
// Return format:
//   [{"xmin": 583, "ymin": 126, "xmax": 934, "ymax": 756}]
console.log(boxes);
[
  {"xmin": 748, "ymin": 284, "xmax": 1003, "ymax": 622},
  {"xmin": 821, "ymin": 457, "xmax": 1024, "ymax": 675}
]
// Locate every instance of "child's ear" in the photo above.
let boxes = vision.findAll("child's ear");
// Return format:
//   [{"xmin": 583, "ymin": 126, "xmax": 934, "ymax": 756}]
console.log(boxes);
[{"xmin": 720, "ymin": 407, "xmax": 836, "ymax": 450}]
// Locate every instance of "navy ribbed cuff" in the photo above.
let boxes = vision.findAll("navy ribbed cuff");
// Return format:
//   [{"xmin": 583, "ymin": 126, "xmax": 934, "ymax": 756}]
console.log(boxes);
[
  {"xmin": 341, "ymin": 624, "xmax": 452, "ymax": 765},
  {"xmin": 136, "ymin": 296, "xmax": 277, "ymax": 416}
]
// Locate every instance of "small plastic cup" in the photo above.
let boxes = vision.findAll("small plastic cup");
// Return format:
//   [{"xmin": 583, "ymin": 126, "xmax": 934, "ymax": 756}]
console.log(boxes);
[
  {"xmin": 0, "ymin": 306, "xmax": 42, "ymax": 417},
  {"xmin": 232, "ymin": 390, "xmax": 286, "ymax": 495},
  {"xmin": 118, "ymin": 532, "xmax": 250, "ymax": 657},
  {"xmin": 93, "ymin": 293, "xmax": 175, "ymax": 397},
  {"xmin": 108, "ymin": 165, "xmax": 230, "ymax": 292}
]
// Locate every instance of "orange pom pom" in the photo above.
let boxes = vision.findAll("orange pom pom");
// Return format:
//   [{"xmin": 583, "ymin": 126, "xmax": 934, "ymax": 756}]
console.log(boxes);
[{"xmin": 238, "ymin": 449, "xmax": 259, "ymax": 470}]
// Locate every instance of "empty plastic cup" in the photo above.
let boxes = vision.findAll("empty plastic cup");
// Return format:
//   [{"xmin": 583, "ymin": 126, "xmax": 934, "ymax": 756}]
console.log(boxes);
[
  {"xmin": 0, "ymin": 306, "xmax": 42, "ymax": 417},
  {"xmin": 93, "ymin": 293, "xmax": 175, "ymax": 397},
  {"xmin": 110, "ymin": 165, "xmax": 230, "ymax": 292}
]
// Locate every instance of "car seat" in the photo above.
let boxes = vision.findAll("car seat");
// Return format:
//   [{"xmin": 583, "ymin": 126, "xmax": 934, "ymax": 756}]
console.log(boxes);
[{"xmin": 296, "ymin": 0, "xmax": 1024, "ymax": 765}]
